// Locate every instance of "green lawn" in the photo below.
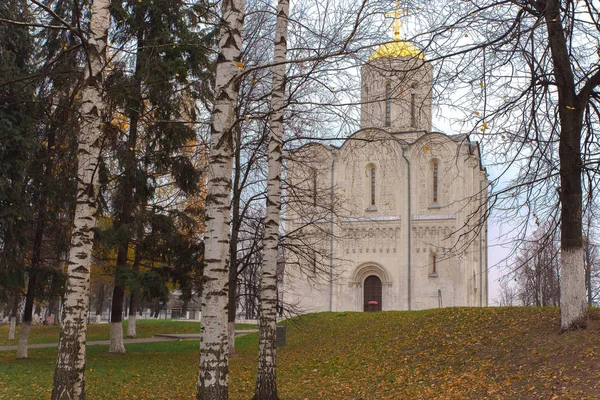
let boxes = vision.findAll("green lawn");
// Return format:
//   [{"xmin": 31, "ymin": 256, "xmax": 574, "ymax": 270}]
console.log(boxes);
[
  {"xmin": 1, "ymin": 308, "xmax": 600, "ymax": 399},
  {"xmin": 0, "ymin": 319, "xmax": 257, "ymax": 347}
]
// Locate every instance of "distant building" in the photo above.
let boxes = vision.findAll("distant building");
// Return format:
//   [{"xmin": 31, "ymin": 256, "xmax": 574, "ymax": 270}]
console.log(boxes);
[{"xmin": 284, "ymin": 37, "xmax": 488, "ymax": 312}]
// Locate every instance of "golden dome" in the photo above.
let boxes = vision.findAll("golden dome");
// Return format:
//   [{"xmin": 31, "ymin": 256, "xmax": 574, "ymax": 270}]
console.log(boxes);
[{"xmin": 369, "ymin": 40, "xmax": 425, "ymax": 61}]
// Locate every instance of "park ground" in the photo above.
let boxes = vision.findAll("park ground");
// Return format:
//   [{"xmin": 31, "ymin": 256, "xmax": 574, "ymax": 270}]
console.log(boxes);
[{"xmin": 1, "ymin": 307, "xmax": 599, "ymax": 399}]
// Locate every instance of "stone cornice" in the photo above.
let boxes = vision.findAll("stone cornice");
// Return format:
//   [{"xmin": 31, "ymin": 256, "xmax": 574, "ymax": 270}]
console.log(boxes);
[
  {"xmin": 341, "ymin": 215, "xmax": 401, "ymax": 222},
  {"xmin": 412, "ymin": 214, "xmax": 456, "ymax": 221}
]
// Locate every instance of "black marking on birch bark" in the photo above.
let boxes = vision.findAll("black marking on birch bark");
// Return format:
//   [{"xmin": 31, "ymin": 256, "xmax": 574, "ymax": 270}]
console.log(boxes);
[
  {"xmin": 52, "ymin": 319, "xmax": 86, "ymax": 400},
  {"xmin": 72, "ymin": 265, "xmax": 89, "ymax": 273}
]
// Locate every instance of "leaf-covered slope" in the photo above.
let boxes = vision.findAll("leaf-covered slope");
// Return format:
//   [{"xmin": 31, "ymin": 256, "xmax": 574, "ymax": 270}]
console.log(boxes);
[
  {"xmin": 1, "ymin": 307, "xmax": 599, "ymax": 399},
  {"xmin": 231, "ymin": 307, "xmax": 600, "ymax": 399}
]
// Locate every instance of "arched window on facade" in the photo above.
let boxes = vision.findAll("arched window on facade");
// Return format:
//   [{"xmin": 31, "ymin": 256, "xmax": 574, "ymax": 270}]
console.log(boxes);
[
  {"xmin": 385, "ymin": 83, "xmax": 391, "ymax": 127},
  {"xmin": 432, "ymin": 160, "xmax": 439, "ymax": 203},
  {"xmin": 410, "ymin": 83, "xmax": 417, "ymax": 127},
  {"xmin": 429, "ymin": 253, "xmax": 438, "ymax": 277},
  {"xmin": 370, "ymin": 165, "xmax": 376, "ymax": 206}
]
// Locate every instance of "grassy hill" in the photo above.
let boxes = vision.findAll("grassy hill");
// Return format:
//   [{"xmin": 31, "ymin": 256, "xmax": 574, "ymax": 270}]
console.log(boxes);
[{"xmin": 1, "ymin": 307, "xmax": 599, "ymax": 399}]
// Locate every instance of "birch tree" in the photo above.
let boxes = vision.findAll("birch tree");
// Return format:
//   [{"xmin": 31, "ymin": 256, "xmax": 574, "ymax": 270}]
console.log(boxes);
[
  {"xmin": 226, "ymin": 0, "xmax": 274, "ymax": 354},
  {"xmin": 197, "ymin": 0, "xmax": 245, "ymax": 397},
  {"xmin": 51, "ymin": 0, "xmax": 111, "ymax": 397},
  {"xmin": 253, "ymin": 0, "xmax": 289, "ymax": 398}
]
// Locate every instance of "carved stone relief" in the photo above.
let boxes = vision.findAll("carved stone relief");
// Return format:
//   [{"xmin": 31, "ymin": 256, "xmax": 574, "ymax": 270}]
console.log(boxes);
[
  {"xmin": 412, "ymin": 225, "xmax": 454, "ymax": 253},
  {"xmin": 342, "ymin": 223, "xmax": 401, "ymax": 254}
]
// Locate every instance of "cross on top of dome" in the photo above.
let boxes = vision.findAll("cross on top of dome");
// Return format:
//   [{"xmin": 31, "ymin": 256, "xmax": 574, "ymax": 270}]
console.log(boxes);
[{"xmin": 385, "ymin": 0, "xmax": 408, "ymax": 41}]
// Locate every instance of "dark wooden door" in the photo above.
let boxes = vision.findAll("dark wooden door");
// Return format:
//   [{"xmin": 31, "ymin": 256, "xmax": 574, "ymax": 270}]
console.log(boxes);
[{"xmin": 364, "ymin": 275, "xmax": 382, "ymax": 312}]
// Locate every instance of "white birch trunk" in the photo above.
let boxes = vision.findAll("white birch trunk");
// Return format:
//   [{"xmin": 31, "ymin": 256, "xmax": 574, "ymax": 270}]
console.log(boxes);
[
  {"xmin": 254, "ymin": 2, "xmax": 288, "ymax": 399},
  {"xmin": 228, "ymin": 321, "xmax": 235, "ymax": 355},
  {"xmin": 8, "ymin": 316, "xmax": 16, "ymax": 340},
  {"xmin": 127, "ymin": 313, "xmax": 137, "ymax": 338},
  {"xmin": 110, "ymin": 322, "xmax": 126, "ymax": 353},
  {"xmin": 51, "ymin": 1, "xmax": 110, "ymax": 398},
  {"xmin": 560, "ymin": 247, "xmax": 587, "ymax": 330},
  {"xmin": 16, "ymin": 321, "xmax": 30, "ymax": 359},
  {"xmin": 196, "ymin": 0, "xmax": 245, "ymax": 398},
  {"xmin": 8, "ymin": 297, "xmax": 19, "ymax": 340}
]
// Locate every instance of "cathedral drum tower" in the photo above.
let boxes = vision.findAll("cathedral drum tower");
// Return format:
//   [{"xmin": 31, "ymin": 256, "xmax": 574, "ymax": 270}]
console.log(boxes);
[
  {"xmin": 283, "ymin": 10, "xmax": 488, "ymax": 314},
  {"xmin": 361, "ymin": 18, "xmax": 432, "ymax": 134}
]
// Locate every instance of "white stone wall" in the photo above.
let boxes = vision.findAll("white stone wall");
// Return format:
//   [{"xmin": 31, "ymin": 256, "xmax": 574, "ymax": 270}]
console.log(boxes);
[{"xmin": 284, "ymin": 52, "xmax": 488, "ymax": 314}]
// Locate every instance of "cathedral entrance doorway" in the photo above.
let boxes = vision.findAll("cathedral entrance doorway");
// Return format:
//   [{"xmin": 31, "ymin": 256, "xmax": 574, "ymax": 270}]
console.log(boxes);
[{"xmin": 364, "ymin": 275, "xmax": 382, "ymax": 312}]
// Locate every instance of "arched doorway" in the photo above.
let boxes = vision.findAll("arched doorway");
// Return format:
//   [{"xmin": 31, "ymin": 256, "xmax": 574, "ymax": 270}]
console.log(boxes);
[{"xmin": 364, "ymin": 275, "xmax": 382, "ymax": 312}]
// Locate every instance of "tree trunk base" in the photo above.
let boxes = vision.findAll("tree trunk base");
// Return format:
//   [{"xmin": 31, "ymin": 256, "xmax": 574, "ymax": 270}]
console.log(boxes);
[
  {"xmin": 228, "ymin": 321, "xmax": 236, "ymax": 355},
  {"xmin": 52, "ymin": 317, "xmax": 88, "ymax": 400},
  {"xmin": 127, "ymin": 314, "xmax": 136, "ymax": 338},
  {"xmin": 251, "ymin": 388, "xmax": 281, "ymax": 400},
  {"xmin": 561, "ymin": 247, "xmax": 588, "ymax": 330},
  {"xmin": 109, "ymin": 322, "xmax": 126, "ymax": 354},
  {"xmin": 17, "ymin": 321, "xmax": 31, "ymax": 359},
  {"xmin": 8, "ymin": 317, "xmax": 16, "ymax": 341}
]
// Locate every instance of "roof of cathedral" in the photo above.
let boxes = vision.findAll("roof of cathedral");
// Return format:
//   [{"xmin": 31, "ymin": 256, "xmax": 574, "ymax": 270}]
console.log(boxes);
[{"xmin": 369, "ymin": 40, "xmax": 425, "ymax": 61}]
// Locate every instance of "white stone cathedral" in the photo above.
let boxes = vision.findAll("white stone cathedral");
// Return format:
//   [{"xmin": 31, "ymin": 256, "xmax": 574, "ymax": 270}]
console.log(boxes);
[{"xmin": 284, "ymin": 35, "xmax": 489, "ymax": 313}]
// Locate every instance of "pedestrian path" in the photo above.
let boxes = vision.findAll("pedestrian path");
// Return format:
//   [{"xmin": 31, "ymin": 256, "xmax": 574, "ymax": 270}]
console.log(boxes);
[
  {"xmin": 155, "ymin": 329, "xmax": 257, "ymax": 340},
  {"xmin": 0, "ymin": 330, "xmax": 258, "ymax": 352},
  {"xmin": 0, "ymin": 336, "xmax": 176, "ymax": 351}
]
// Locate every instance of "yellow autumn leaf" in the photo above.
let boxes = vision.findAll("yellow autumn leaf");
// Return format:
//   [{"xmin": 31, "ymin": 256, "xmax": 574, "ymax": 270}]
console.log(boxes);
[
  {"xmin": 236, "ymin": 61, "xmax": 244, "ymax": 69},
  {"xmin": 473, "ymin": 111, "xmax": 480, "ymax": 116}
]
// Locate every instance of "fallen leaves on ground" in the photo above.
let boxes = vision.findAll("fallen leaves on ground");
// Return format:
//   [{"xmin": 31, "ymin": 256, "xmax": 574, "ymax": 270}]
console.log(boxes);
[{"xmin": 1, "ymin": 307, "xmax": 600, "ymax": 399}]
